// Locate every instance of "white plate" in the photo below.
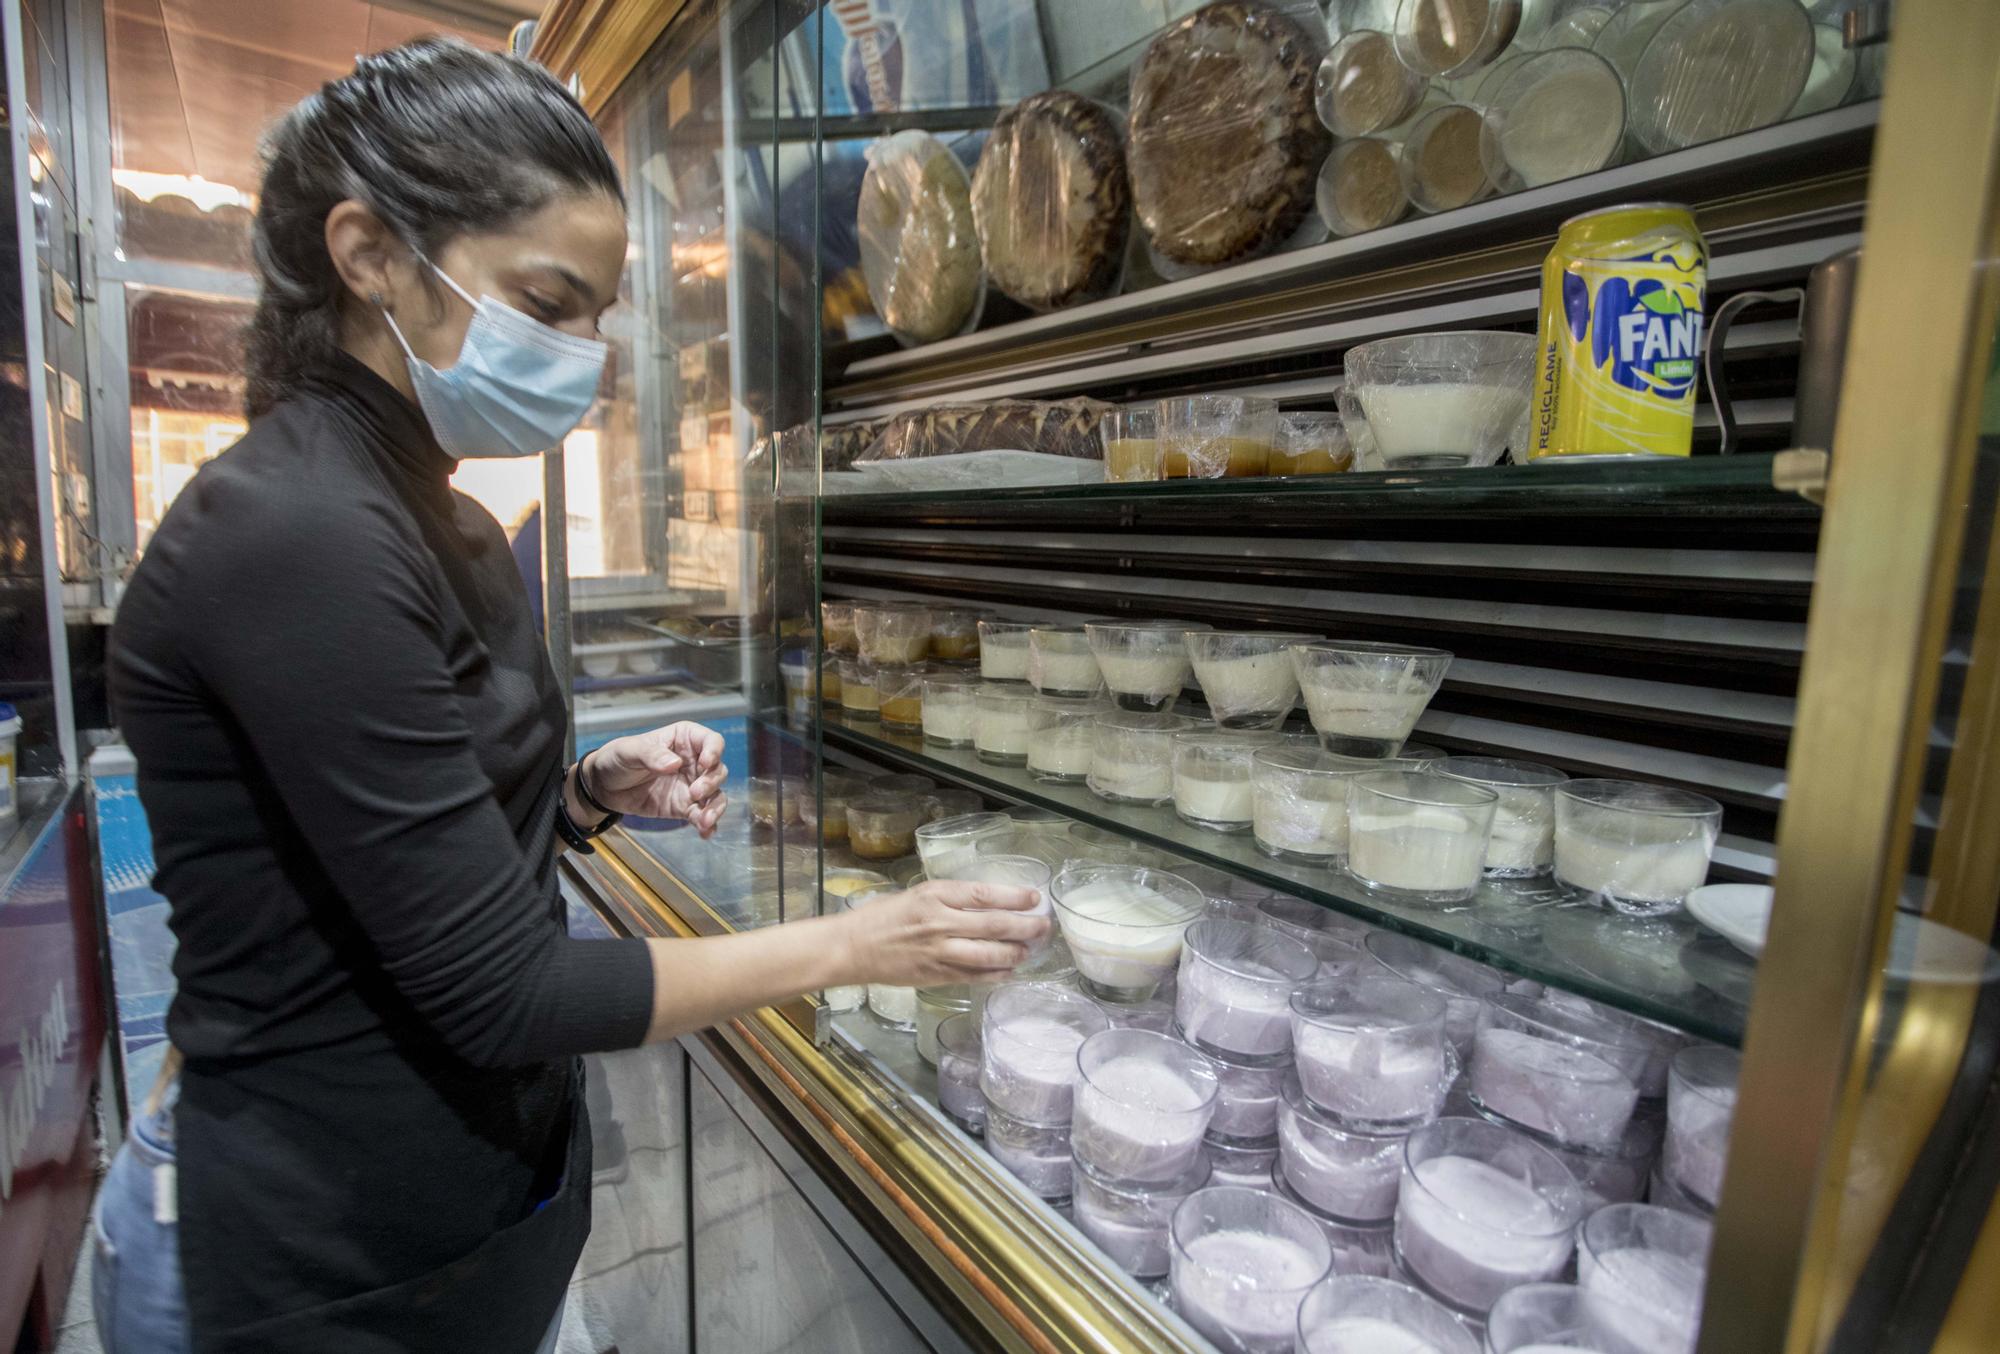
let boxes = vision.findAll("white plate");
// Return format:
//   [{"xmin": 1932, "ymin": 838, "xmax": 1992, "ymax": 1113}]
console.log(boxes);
[
  {"xmin": 1687, "ymin": 882, "xmax": 2000, "ymax": 985},
  {"xmin": 854, "ymin": 450, "xmax": 1106, "ymax": 491}
]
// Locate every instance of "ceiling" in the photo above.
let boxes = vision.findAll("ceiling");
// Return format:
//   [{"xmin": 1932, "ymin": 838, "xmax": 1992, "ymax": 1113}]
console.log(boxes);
[{"xmin": 107, "ymin": 0, "xmax": 537, "ymax": 190}]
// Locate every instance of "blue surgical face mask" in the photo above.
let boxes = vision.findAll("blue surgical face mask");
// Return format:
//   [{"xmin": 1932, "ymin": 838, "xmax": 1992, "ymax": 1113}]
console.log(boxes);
[{"xmin": 381, "ymin": 260, "xmax": 607, "ymax": 460}]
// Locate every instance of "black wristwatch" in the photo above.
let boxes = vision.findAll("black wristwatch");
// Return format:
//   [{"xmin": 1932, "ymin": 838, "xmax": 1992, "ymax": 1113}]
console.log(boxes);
[{"xmin": 554, "ymin": 752, "xmax": 623, "ymax": 853}]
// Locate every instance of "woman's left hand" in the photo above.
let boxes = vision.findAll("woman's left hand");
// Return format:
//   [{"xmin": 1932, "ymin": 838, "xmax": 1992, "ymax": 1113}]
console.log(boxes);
[{"xmin": 584, "ymin": 722, "xmax": 729, "ymax": 835}]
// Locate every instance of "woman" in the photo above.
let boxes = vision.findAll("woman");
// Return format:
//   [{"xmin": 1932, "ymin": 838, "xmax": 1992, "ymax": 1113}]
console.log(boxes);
[{"xmin": 107, "ymin": 38, "xmax": 1044, "ymax": 1354}]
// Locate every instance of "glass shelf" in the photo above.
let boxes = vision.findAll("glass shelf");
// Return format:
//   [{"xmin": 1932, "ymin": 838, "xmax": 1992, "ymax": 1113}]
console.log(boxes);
[
  {"xmin": 819, "ymin": 456, "xmax": 1821, "ymax": 536},
  {"xmin": 817, "ymin": 710, "xmax": 1756, "ymax": 1047}
]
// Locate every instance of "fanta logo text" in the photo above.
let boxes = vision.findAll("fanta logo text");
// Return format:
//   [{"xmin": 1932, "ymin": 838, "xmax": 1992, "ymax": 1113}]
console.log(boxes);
[{"xmin": 1616, "ymin": 308, "xmax": 1700, "ymax": 369}]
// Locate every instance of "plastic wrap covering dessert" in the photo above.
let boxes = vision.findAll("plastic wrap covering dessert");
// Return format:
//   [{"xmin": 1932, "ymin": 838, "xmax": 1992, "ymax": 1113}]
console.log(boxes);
[
  {"xmin": 1625, "ymin": 0, "xmax": 1815, "ymax": 155},
  {"xmin": 1315, "ymin": 29, "xmax": 1427, "ymax": 138},
  {"xmin": 819, "ymin": 416, "xmax": 889, "ymax": 473},
  {"xmin": 1126, "ymin": 2, "xmax": 1332, "ymax": 271},
  {"xmin": 971, "ymin": 90, "xmax": 1131, "ymax": 312},
  {"xmin": 1480, "ymin": 47, "xmax": 1628, "ymax": 193},
  {"xmin": 854, "ymin": 397, "xmax": 1114, "ymax": 464},
  {"xmin": 1343, "ymin": 332, "xmax": 1535, "ymax": 469},
  {"xmin": 1394, "ymin": 0, "xmax": 1523, "ymax": 79},
  {"xmin": 857, "ymin": 130, "xmax": 983, "ymax": 345}
]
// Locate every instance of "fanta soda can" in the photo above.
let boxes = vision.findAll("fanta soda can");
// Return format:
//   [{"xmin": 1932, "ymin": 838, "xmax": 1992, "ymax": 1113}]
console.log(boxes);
[{"xmin": 1529, "ymin": 204, "xmax": 1708, "ymax": 460}]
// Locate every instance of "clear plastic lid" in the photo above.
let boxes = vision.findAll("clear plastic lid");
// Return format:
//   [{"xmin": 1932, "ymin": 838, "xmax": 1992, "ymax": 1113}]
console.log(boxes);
[
  {"xmin": 1625, "ymin": 0, "xmax": 1815, "ymax": 155},
  {"xmin": 856, "ymin": 130, "xmax": 984, "ymax": 346},
  {"xmin": 1479, "ymin": 47, "xmax": 1628, "ymax": 193}
]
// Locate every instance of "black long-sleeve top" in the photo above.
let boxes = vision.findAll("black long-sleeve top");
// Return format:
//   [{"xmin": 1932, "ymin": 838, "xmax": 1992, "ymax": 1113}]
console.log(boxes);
[{"xmin": 111, "ymin": 352, "xmax": 654, "ymax": 1346}]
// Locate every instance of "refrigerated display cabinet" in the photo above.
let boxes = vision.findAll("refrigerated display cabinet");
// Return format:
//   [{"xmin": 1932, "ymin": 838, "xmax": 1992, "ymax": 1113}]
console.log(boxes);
[{"xmin": 533, "ymin": 0, "xmax": 2000, "ymax": 1349}]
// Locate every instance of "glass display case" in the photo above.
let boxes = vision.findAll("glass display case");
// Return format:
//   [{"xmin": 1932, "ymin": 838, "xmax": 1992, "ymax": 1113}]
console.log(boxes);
[{"xmin": 539, "ymin": 0, "xmax": 2000, "ymax": 1349}]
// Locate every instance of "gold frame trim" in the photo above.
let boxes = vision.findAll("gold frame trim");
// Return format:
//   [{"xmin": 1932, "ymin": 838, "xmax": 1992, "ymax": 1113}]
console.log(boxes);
[
  {"xmin": 572, "ymin": 847, "xmax": 1207, "ymax": 1354},
  {"xmin": 1705, "ymin": 0, "xmax": 2000, "ymax": 1348},
  {"xmin": 532, "ymin": 0, "xmax": 692, "ymax": 114}
]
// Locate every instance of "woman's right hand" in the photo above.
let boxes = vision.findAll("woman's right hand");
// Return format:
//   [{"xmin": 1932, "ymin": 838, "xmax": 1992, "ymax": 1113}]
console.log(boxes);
[{"xmin": 837, "ymin": 879, "xmax": 1051, "ymax": 988}]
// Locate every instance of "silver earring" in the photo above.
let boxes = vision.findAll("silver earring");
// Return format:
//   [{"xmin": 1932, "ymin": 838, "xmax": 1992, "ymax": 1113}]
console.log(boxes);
[{"xmin": 369, "ymin": 291, "xmax": 383, "ymax": 307}]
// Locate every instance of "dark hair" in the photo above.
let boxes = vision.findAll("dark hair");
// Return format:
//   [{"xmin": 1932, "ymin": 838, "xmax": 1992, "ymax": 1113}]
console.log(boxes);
[{"xmin": 245, "ymin": 37, "xmax": 623, "ymax": 418}]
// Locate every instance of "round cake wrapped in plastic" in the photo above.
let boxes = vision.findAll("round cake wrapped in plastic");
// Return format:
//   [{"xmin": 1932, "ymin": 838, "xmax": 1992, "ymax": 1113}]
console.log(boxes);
[
  {"xmin": 857, "ymin": 130, "xmax": 983, "ymax": 345},
  {"xmin": 972, "ymin": 90, "xmax": 1131, "ymax": 312},
  {"xmin": 1127, "ymin": 1, "xmax": 1331, "ymax": 270}
]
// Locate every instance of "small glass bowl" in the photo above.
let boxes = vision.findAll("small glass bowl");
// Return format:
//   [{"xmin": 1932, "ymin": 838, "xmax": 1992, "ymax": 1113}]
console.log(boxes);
[
  {"xmin": 1399, "ymin": 103, "xmax": 1496, "ymax": 214},
  {"xmin": 1553, "ymin": 780, "xmax": 1723, "ymax": 916},
  {"xmin": 1291, "ymin": 974, "xmax": 1451, "ymax": 1131},
  {"xmin": 1085, "ymin": 621, "xmax": 1207, "ymax": 712},
  {"xmin": 836, "ymin": 655, "xmax": 880, "ymax": 718},
  {"xmin": 936, "ymin": 1011, "xmax": 986, "ymax": 1136},
  {"xmin": 1170, "ymin": 1187, "xmax": 1334, "ymax": 1353},
  {"xmin": 821, "ymin": 599, "xmax": 858, "ymax": 656},
  {"xmin": 873, "ymin": 663, "xmax": 930, "ymax": 732},
  {"xmin": 1277, "ymin": 1075, "xmax": 1411, "ymax": 1225},
  {"xmin": 1317, "ymin": 136, "xmax": 1412, "ymax": 239},
  {"xmin": 1026, "ymin": 627, "xmax": 1104, "ymax": 696},
  {"xmin": 1315, "ymin": 29, "xmax": 1427, "ymax": 136},
  {"xmin": 847, "ymin": 793, "xmax": 925, "ymax": 861},
  {"xmin": 1252, "ymin": 746, "xmax": 1373, "ymax": 864},
  {"xmin": 1177, "ymin": 918, "xmax": 1320, "ymax": 1061},
  {"xmin": 1297, "ymin": 1273, "xmax": 1481, "ymax": 1354},
  {"xmin": 920, "ymin": 674, "xmax": 981, "ymax": 748},
  {"xmin": 1172, "ymin": 731, "xmax": 1278, "ymax": 834},
  {"xmin": 1395, "ymin": 1116, "xmax": 1584, "ymax": 1316},
  {"xmin": 1185, "ymin": 630, "xmax": 1318, "ymax": 730},
  {"xmin": 1575, "ymin": 1204, "xmax": 1714, "ymax": 1354},
  {"xmin": 747, "ymin": 774, "xmax": 805, "ymax": 827},
  {"xmin": 1395, "ymin": 0, "xmax": 1523, "ymax": 79},
  {"xmin": 1100, "ymin": 404, "xmax": 1162, "ymax": 483},
  {"xmin": 915, "ymin": 983, "xmax": 978, "ymax": 1066},
  {"xmin": 1345, "ymin": 771, "xmax": 1499, "ymax": 904},
  {"xmin": 1365, "ymin": 931, "xmax": 1509, "ymax": 1057},
  {"xmin": 984, "ymin": 1103, "xmax": 1075, "ymax": 1201},
  {"xmin": 974, "ymin": 683, "xmax": 1039, "ymax": 766},
  {"xmin": 1025, "ymin": 693, "xmax": 1112, "ymax": 784},
  {"xmin": 1051, "ymin": 864, "xmax": 1206, "ymax": 1003},
  {"xmin": 1435, "ymin": 756, "xmax": 1568, "ymax": 879},
  {"xmin": 1071, "ymin": 1028, "xmax": 1221, "ymax": 1185},
  {"xmin": 928, "ymin": 606, "xmax": 985, "ymax": 662},
  {"xmin": 1203, "ymin": 1132, "xmax": 1280, "ymax": 1190},
  {"xmin": 914, "ymin": 810, "xmax": 1014, "ymax": 880},
  {"xmin": 922, "ymin": 787, "xmax": 983, "ymax": 824},
  {"xmin": 1197, "ymin": 1034, "xmax": 1292, "ymax": 1143},
  {"xmin": 1342, "ymin": 330, "xmax": 1536, "ymax": 469},
  {"xmin": 1289, "ymin": 641, "xmax": 1453, "ymax": 757},
  {"xmin": 1071, "ymin": 1152, "xmax": 1212, "ymax": 1280},
  {"xmin": 854, "ymin": 602, "xmax": 932, "ymax": 665},
  {"xmin": 1158, "ymin": 394, "xmax": 1278, "ymax": 479},
  {"xmin": 1467, "ymin": 994, "xmax": 1642, "ymax": 1151},
  {"xmin": 976, "ymin": 618, "xmax": 1041, "ymax": 682},
  {"xmin": 1088, "ymin": 711, "xmax": 1199, "ymax": 806},
  {"xmin": 1665, "ymin": 1044, "xmax": 1741, "ymax": 1210},
  {"xmin": 980, "ymin": 981, "xmax": 1108, "ymax": 1126},
  {"xmin": 1272, "ymin": 410, "xmax": 1354, "ymax": 477},
  {"xmin": 1485, "ymin": 1282, "xmax": 1589, "ymax": 1354}
]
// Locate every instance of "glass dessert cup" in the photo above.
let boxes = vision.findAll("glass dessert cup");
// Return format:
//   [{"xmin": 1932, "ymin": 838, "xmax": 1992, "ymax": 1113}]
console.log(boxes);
[
  {"xmin": 1072, "ymin": 1152, "xmax": 1212, "ymax": 1280},
  {"xmin": 1362, "ymin": 931, "xmax": 1508, "ymax": 1059},
  {"xmin": 1436, "ymin": 755, "xmax": 1569, "ymax": 880},
  {"xmin": 1575, "ymin": 1203, "xmax": 1714, "ymax": 1354},
  {"xmin": 873, "ymin": 662, "xmax": 930, "ymax": 732},
  {"xmin": 1289, "ymin": 641, "xmax": 1453, "ymax": 758},
  {"xmin": 1344, "ymin": 771, "xmax": 1499, "ymax": 905},
  {"xmin": 1026, "ymin": 626, "xmax": 1104, "ymax": 696},
  {"xmin": 836, "ymin": 655, "xmax": 879, "ymax": 719},
  {"xmin": 1251, "ymin": 746, "xmax": 1371, "ymax": 864},
  {"xmin": 1172, "ymin": 731, "xmax": 1278, "ymax": 834},
  {"xmin": 1664, "ymin": 1044, "xmax": 1741, "ymax": 1210},
  {"xmin": 1394, "ymin": 1116, "xmax": 1584, "ymax": 1317},
  {"xmin": 973, "ymin": 683, "xmax": 1039, "ymax": 766},
  {"xmin": 821, "ymin": 599, "xmax": 859, "ymax": 656},
  {"xmin": 1485, "ymin": 1282, "xmax": 1593, "ymax": 1354},
  {"xmin": 1177, "ymin": 919, "xmax": 1320, "ymax": 1061},
  {"xmin": 979, "ymin": 981, "xmax": 1108, "ymax": 1125},
  {"xmin": 853, "ymin": 601, "xmax": 933, "ymax": 665},
  {"xmin": 1343, "ymin": 331, "xmax": 1535, "ymax": 469},
  {"xmin": 920, "ymin": 673, "xmax": 980, "ymax": 748},
  {"xmin": 1467, "ymin": 994, "xmax": 1642, "ymax": 1152},
  {"xmin": 1025, "ymin": 692, "xmax": 1112, "ymax": 783},
  {"xmin": 984, "ymin": 1103, "xmax": 1074, "ymax": 1201},
  {"xmin": 1086, "ymin": 620, "xmax": 1207, "ymax": 712},
  {"xmin": 935, "ymin": 1011, "xmax": 986, "ymax": 1136},
  {"xmin": 1051, "ymin": 864, "xmax": 1206, "ymax": 1003},
  {"xmin": 1273, "ymin": 410, "xmax": 1354, "ymax": 477},
  {"xmin": 1071, "ymin": 1028, "xmax": 1221, "ymax": 1185},
  {"xmin": 1158, "ymin": 393, "xmax": 1279, "ymax": 480},
  {"xmin": 847, "ymin": 793, "xmax": 926, "ymax": 862},
  {"xmin": 1276, "ymin": 1075, "xmax": 1409, "ymax": 1226},
  {"xmin": 1295, "ymin": 1273, "xmax": 1480, "ymax": 1354},
  {"xmin": 975, "ymin": 618, "xmax": 1043, "ymax": 682},
  {"xmin": 1185, "ymin": 630, "xmax": 1319, "ymax": 730},
  {"xmin": 1553, "ymin": 780, "xmax": 1723, "ymax": 916},
  {"xmin": 928, "ymin": 606, "xmax": 985, "ymax": 662},
  {"xmin": 1088, "ymin": 711, "xmax": 1200, "ymax": 806},
  {"xmin": 1290, "ymin": 974, "xmax": 1452, "ymax": 1131},
  {"xmin": 746, "ymin": 774, "xmax": 805, "ymax": 828},
  {"xmin": 915, "ymin": 983, "xmax": 978, "ymax": 1067},
  {"xmin": 1100, "ymin": 404, "xmax": 1163, "ymax": 483},
  {"xmin": 914, "ymin": 810, "xmax": 1014, "ymax": 881},
  {"xmin": 1204, "ymin": 1134, "xmax": 1280, "ymax": 1192},
  {"xmin": 1170, "ymin": 1186, "xmax": 1334, "ymax": 1354}
]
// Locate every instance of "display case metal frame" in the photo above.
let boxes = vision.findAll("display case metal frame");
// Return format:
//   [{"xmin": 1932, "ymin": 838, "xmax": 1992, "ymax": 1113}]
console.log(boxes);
[{"xmin": 539, "ymin": 0, "xmax": 2000, "ymax": 1348}]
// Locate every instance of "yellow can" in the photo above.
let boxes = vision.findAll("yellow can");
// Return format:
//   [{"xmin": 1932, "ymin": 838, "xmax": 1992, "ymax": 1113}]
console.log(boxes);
[{"xmin": 1528, "ymin": 203, "xmax": 1708, "ymax": 460}]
